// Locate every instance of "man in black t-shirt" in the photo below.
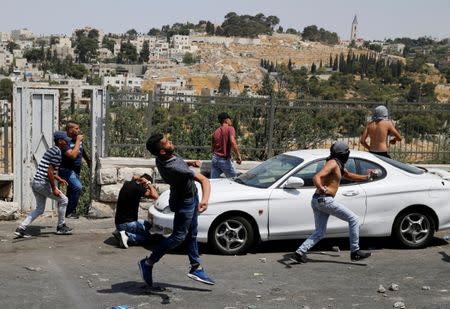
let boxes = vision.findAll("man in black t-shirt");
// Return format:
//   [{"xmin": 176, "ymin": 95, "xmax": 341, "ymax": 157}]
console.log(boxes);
[{"xmin": 114, "ymin": 174, "xmax": 159, "ymax": 249}]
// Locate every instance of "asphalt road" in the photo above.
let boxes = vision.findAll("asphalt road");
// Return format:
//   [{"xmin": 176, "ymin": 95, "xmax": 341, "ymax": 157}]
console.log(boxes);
[{"xmin": 1, "ymin": 216, "xmax": 449, "ymax": 309}]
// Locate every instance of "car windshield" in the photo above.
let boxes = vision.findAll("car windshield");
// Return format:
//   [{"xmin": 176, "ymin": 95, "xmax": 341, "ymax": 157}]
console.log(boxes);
[
  {"xmin": 375, "ymin": 155, "xmax": 425, "ymax": 175},
  {"xmin": 235, "ymin": 154, "xmax": 303, "ymax": 188}
]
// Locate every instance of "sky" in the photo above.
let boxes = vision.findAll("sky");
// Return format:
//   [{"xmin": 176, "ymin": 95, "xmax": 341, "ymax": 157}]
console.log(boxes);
[{"xmin": 1, "ymin": 0, "xmax": 449, "ymax": 41}]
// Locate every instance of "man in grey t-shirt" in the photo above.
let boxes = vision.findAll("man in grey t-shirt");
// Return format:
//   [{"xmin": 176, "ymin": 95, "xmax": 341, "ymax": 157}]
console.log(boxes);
[{"xmin": 137, "ymin": 133, "xmax": 215, "ymax": 288}]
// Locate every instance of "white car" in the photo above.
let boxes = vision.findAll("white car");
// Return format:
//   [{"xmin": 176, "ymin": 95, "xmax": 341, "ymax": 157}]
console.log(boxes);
[{"xmin": 149, "ymin": 150, "xmax": 450, "ymax": 255}]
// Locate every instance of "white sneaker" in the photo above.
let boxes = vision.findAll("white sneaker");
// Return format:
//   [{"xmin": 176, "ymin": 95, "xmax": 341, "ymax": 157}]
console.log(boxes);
[{"xmin": 119, "ymin": 230, "xmax": 129, "ymax": 249}]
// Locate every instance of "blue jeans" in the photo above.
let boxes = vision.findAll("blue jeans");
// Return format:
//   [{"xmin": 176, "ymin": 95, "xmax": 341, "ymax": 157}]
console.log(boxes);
[
  {"xmin": 117, "ymin": 219, "xmax": 152, "ymax": 245},
  {"xmin": 20, "ymin": 180, "xmax": 68, "ymax": 228},
  {"xmin": 297, "ymin": 194, "xmax": 360, "ymax": 253},
  {"xmin": 149, "ymin": 194, "xmax": 201, "ymax": 267},
  {"xmin": 211, "ymin": 154, "xmax": 236, "ymax": 178},
  {"xmin": 59, "ymin": 168, "xmax": 82, "ymax": 215}
]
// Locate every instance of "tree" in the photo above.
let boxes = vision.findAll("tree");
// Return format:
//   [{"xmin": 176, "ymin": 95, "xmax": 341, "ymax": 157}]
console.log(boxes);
[
  {"xmin": 277, "ymin": 26, "xmax": 284, "ymax": 33},
  {"xmin": 102, "ymin": 36, "xmax": 115, "ymax": 53},
  {"xmin": 218, "ymin": 74, "xmax": 231, "ymax": 95},
  {"xmin": 205, "ymin": 21, "xmax": 215, "ymax": 35},
  {"xmin": 117, "ymin": 41, "xmax": 137, "ymax": 64},
  {"xmin": 139, "ymin": 40, "xmax": 150, "ymax": 63},
  {"xmin": 125, "ymin": 29, "xmax": 138, "ymax": 39},
  {"xmin": 182, "ymin": 52, "xmax": 196, "ymax": 65},
  {"xmin": 74, "ymin": 30, "xmax": 99, "ymax": 63},
  {"xmin": 6, "ymin": 42, "xmax": 19, "ymax": 54},
  {"xmin": 311, "ymin": 62, "xmax": 317, "ymax": 74},
  {"xmin": 285, "ymin": 28, "xmax": 298, "ymax": 35},
  {"xmin": 258, "ymin": 73, "xmax": 274, "ymax": 97},
  {"xmin": 147, "ymin": 28, "xmax": 161, "ymax": 36},
  {"xmin": 0, "ymin": 79, "xmax": 13, "ymax": 102},
  {"xmin": 23, "ymin": 48, "xmax": 45, "ymax": 63}
]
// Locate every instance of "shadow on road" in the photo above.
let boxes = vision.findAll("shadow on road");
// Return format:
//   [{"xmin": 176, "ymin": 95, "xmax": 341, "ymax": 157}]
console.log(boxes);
[
  {"xmin": 438, "ymin": 251, "xmax": 450, "ymax": 262},
  {"xmin": 97, "ymin": 281, "xmax": 212, "ymax": 305},
  {"xmin": 277, "ymin": 253, "xmax": 368, "ymax": 269}
]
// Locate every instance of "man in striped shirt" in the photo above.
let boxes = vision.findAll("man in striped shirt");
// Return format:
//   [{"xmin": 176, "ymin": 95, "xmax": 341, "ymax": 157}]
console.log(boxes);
[{"xmin": 15, "ymin": 131, "xmax": 73, "ymax": 237}]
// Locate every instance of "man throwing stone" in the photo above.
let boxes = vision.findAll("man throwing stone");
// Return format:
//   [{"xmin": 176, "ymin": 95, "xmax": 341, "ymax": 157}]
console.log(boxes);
[
  {"xmin": 291, "ymin": 141, "xmax": 377, "ymax": 263},
  {"xmin": 138, "ymin": 133, "xmax": 214, "ymax": 287}
]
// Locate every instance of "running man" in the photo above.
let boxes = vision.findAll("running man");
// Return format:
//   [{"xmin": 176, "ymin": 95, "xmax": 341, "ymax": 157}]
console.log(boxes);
[
  {"xmin": 291, "ymin": 141, "xmax": 377, "ymax": 263},
  {"xmin": 138, "ymin": 133, "xmax": 214, "ymax": 287}
]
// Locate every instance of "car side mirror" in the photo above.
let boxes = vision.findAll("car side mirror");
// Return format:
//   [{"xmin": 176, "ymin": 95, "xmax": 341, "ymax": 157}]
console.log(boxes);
[{"xmin": 282, "ymin": 176, "xmax": 305, "ymax": 189}]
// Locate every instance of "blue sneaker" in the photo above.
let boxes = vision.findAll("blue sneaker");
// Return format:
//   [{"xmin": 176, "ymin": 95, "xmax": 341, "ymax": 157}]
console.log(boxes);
[
  {"xmin": 187, "ymin": 266, "xmax": 215, "ymax": 285},
  {"xmin": 138, "ymin": 257, "xmax": 153, "ymax": 287}
]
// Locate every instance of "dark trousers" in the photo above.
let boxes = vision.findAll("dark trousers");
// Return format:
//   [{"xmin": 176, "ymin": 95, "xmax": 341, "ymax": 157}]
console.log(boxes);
[{"xmin": 149, "ymin": 194, "xmax": 201, "ymax": 267}]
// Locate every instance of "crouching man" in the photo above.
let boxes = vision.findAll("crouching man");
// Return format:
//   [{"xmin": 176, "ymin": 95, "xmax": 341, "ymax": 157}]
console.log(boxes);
[{"xmin": 113, "ymin": 174, "xmax": 159, "ymax": 248}]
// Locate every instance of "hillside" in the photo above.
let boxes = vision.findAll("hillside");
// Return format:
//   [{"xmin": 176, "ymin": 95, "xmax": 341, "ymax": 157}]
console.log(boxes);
[{"xmin": 143, "ymin": 34, "xmax": 376, "ymax": 94}]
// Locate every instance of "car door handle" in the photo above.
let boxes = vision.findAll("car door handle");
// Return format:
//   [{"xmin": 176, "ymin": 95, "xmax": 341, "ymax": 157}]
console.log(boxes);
[{"xmin": 342, "ymin": 191, "xmax": 359, "ymax": 196}]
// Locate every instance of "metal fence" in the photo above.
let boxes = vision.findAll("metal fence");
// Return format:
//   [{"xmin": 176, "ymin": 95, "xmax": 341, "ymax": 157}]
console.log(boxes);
[
  {"xmin": 0, "ymin": 101, "xmax": 12, "ymax": 174},
  {"xmin": 105, "ymin": 92, "xmax": 450, "ymax": 163}
]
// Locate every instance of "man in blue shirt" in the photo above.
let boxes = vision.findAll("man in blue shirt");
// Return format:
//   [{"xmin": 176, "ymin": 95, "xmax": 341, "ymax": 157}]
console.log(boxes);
[
  {"xmin": 138, "ymin": 133, "xmax": 215, "ymax": 288},
  {"xmin": 60, "ymin": 121, "xmax": 91, "ymax": 219}
]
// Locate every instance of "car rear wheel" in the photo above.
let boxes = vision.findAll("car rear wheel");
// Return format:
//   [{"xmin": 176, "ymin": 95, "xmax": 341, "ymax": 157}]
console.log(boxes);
[
  {"xmin": 209, "ymin": 216, "xmax": 254, "ymax": 255},
  {"xmin": 393, "ymin": 211, "xmax": 435, "ymax": 249}
]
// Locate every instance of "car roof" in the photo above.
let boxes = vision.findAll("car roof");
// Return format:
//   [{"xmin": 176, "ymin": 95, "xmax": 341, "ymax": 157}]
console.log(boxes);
[{"xmin": 283, "ymin": 149, "xmax": 376, "ymax": 161}]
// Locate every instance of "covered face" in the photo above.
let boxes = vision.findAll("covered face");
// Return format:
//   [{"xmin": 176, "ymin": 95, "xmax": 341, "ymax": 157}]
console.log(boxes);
[{"xmin": 329, "ymin": 141, "xmax": 350, "ymax": 167}]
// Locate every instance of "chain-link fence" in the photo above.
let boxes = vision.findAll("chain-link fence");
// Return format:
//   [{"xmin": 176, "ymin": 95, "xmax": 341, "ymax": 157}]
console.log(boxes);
[{"xmin": 105, "ymin": 92, "xmax": 450, "ymax": 163}]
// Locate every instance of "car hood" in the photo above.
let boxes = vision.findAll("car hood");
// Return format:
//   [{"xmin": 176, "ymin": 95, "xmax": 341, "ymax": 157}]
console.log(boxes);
[{"xmin": 154, "ymin": 178, "xmax": 269, "ymax": 210}]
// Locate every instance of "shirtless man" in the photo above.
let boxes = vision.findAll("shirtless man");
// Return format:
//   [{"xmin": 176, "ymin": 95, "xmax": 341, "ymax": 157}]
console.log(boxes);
[
  {"xmin": 360, "ymin": 105, "xmax": 402, "ymax": 158},
  {"xmin": 291, "ymin": 141, "xmax": 377, "ymax": 263}
]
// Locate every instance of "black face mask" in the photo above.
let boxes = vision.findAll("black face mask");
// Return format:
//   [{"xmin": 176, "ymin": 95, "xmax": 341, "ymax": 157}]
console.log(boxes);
[{"xmin": 327, "ymin": 151, "xmax": 350, "ymax": 172}]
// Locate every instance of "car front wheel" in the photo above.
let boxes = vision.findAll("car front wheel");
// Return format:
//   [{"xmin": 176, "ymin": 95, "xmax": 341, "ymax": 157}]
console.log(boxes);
[
  {"xmin": 393, "ymin": 211, "xmax": 435, "ymax": 249},
  {"xmin": 209, "ymin": 216, "xmax": 255, "ymax": 255}
]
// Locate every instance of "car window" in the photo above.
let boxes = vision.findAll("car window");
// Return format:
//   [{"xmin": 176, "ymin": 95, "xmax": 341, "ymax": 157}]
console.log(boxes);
[
  {"xmin": 374, "ymin": 155, "xmax": 424, "ymax": 175},
  {"xmin": 292, "ymin": 158, "xmax": 358, "ymax": 187},
  {"xmin": 236, "ymin": 154, "xmax": 303, "ymax": 188},
  {"xmin": 356, "ymin": 159, "xmax": 386, "ymax": 180},
  {"xmin": 341, "ymin": 158, "xmax": 357, "ymax": 185},
  {"xmin": 292, "ymin": 160, "xmax": 325, "ymax": 187}
]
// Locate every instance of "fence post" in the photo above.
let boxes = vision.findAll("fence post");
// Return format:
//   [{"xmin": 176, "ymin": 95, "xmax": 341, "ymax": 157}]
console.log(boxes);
[
  {"xmin": 2, "ymin": 103, "xmax": 8, "ymax": 173},
  {"xmin": 267, "ymin": 97, "xmax": 275, "ymax": 158},
  {"xmin": 146, "ymin": 91, "xmax": 155, "ymax": 137}
]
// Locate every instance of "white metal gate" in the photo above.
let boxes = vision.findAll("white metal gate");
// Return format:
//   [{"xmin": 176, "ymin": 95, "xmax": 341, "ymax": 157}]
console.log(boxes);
[{"xmin": 13, "ymin": 86, "xmax": 59, "ymax": 211}]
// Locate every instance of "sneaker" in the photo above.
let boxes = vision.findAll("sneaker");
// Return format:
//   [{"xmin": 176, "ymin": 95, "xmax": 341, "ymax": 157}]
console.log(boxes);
[
  {"xmin": 138, "ymin": 257, "xmax": 153, "ymax": 287},
  {"xmin": 187, "ymin": 266, "xmax": 215, "ymax": 285},
  {"xmin": 350, "ymin": 250, "xmax": 371, "ymax": 261},
  {"xmin": 56, "ymin": 223, "xmax": 73, "ymax": 235},
  {"xmin": 112, "ymin": 229, "xmax": 120, "ymax": 241},
  {"xmin": 66, "ymin": 213, "xmax": 79, "ymax": 219},
  {"xmin": 119, "ymin": 230, "xmax": 129, "ymax": 249},
  {"xmin": 14, "ymin": 227, "xmax": 31, "ymax": 238},
  {"xmin": 290, "ymin": 251, "xmax": 308, "ymax": 263}
]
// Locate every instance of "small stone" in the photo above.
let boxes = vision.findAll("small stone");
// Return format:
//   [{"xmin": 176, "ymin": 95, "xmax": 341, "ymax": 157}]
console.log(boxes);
[
  {"xmin": 422, "ymin": 286, "xmax": 431, "ymax": 290},
  {"xmin": 1, "ymin": 239, "xmax": 8, "ymax": 242},
  {"xmin": 389, "ymin": 283, "xmax": 400, "ymax": 291},
  {"xmin": 393, "ymin": 301, "xmax": 406, "ymax": 308},
  {"xmin": 377, "ymin": 285, "xmax": 386, "ymax": 293},
  {"xmin": 99, "ymin": 278, "xmax": 109, "ymax": 282},
  {"xmin": 79, "ymin": 276, "xmax": 84, "ymax": 279},
  {"xmin": 87, "ymin": 279, "xmax": 94, "ymax": 288},
  {"xmin": 383, "ymin": 294, "xmax": 388, "ymax": 297},
  {"xmin": 258, "ymin": 281, "xmax": 264, "ymax": 284},
  {"xmin": 24, "ymin": 266, "xmax": 42, "ymax": 272},
  {"xmin": 253, "ymin": 272, "xmax": 263, "ymax": 276},
  {"xmin": 91, "ymin": 273, "xmax": 99, "ymax": 276},
  {"xmin": 331, "ymin": 246, "xmax": 340, "ymax": 252},
  {"xmin": 258, "ymin": 258, "xmax": 267, "ymax": 263},
  {"xmin": 256, "ymin": 295, "xmax": 261, "ymax": 298}
]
